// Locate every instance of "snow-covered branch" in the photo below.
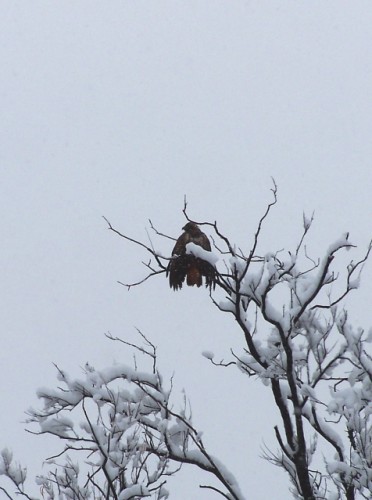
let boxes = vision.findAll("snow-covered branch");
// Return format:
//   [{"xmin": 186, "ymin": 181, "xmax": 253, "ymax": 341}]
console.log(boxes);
[
  {"xmin": 0, "ymin": 334, "xmax": 242, "ymax": 499},
  {"xmin": 3, "ymin": 188, "xmax": 371, "ymax": 499},
  {"xmin": 103, "ymin": 188, "xmax": 371, "ymax": 499}
]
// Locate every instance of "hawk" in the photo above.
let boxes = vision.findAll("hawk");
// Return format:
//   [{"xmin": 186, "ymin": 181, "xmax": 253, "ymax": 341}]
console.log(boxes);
[{"xmin": 167, "ymin": 222, "xmax": 216, "ymax": 290}]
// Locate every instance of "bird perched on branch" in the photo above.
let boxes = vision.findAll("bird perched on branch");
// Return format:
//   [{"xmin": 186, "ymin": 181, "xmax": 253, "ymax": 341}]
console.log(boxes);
[{"xmin": 167, "ymin": 222, "xmax": 216, "ymax": 291}]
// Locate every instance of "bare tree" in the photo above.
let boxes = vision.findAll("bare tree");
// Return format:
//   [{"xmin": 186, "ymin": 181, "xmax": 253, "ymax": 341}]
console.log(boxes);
[
  {"xmin": 102, "ymin": 183, "xmax": 372, "ymax": 499},
  {"xmin": 0, "ymin": 333, "xmax": 243, "ymax": 500}
]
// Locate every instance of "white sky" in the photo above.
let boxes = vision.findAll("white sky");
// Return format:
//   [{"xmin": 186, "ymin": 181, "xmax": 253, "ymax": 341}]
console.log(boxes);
[{"xmin": 1, "ymin": 2, "xmax": 372, "ymax": 499}]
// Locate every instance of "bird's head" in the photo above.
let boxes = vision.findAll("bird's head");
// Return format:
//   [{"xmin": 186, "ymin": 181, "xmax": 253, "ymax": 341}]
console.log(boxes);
[{"xmin": 182, "ymin": 222, "xmax": 201, "ymax": 235}]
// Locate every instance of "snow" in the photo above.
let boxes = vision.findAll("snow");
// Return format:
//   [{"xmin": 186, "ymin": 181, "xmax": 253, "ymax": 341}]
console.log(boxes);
[
  {"xmin": 185, "ymin": 242, "xmax": 219, "ymax": 265},
  {"xmin": 3, "ymin": 220, "xmax": 372, "ymax": 497},
  {"xmin": 264, "ymin": 300, "xmax": 291, "ymax": 330},
  {"xmin": 24, "ymin": 354, "xmax": 254, "ymax": 499},
  {"xmin": 99, "ymin": 364, "xmax": 159, "ymax": 386},
  {"xmin": 327, "ymin": 233, "xmax": 351, "ymax": 254},
  {"xmin": 118, "ymin": 484, "xmax": 150, "ymax": 499},
  {"xmin": 348, "ymin": 276, "xmax": 361, "ymax": 289},
  {"xmin": 204, "ymin": 454, "xmax": 245, "ymax": 499},
  {"xmin": 300, "ymin": 384, "xmax": 316, "ymax": 400},
  {"xmin": 0, "ymin": 448, "xmax": 27, "ymax": 487},
  {"xmin": 201, "ymin": 350, "xmax": 214, "ymax": 360},
  {"xmin": 218, "ymin": 298, "xmax": 236, "ymax": 313},
  {"xmin": 39, "ymin": 416, "xmax": 74, "ymax": 438}
]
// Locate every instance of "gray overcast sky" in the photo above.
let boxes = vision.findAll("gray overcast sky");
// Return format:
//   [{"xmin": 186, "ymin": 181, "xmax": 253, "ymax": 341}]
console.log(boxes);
[{"xmin": 1, "ymin": 2, "xmax": 372, "ymax": 498}]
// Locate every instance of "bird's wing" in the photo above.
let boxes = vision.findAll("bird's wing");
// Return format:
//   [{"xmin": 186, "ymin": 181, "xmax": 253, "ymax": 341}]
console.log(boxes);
[
  {"xmin": 172, "ymin": 232, "xmax": 191, "ymax": 255},
  {"xmin": 199, "ymin": 232, "xmax": 211, "ymax": 251}
]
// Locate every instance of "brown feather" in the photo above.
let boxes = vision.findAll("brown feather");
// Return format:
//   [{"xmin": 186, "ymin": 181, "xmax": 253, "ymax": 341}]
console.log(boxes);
[
  {"xmin": 167, "ymin": 223, "xmax": 216, "ymax": 291},
  {"xmin": 186, "ymin": 264, "xmax": 202, "ymax": 287}
]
